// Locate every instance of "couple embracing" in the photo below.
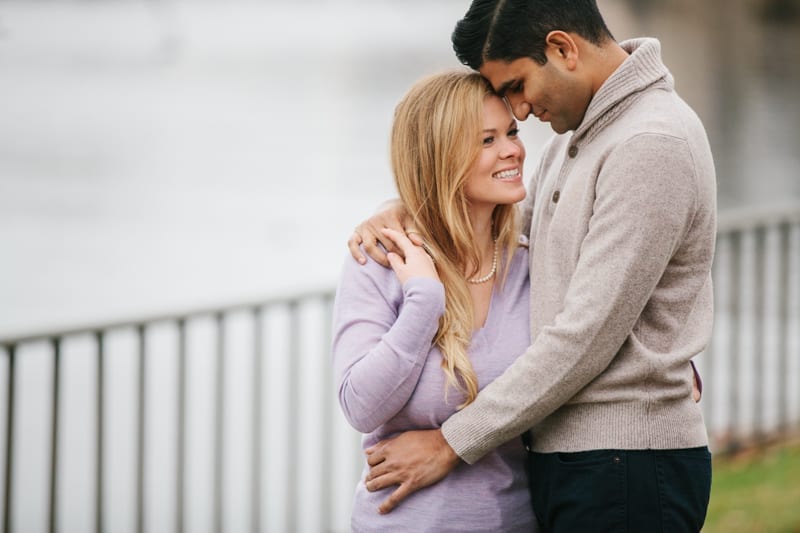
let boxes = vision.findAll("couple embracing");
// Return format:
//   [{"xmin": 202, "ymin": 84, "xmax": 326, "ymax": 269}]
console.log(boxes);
[{"xmin": 331, "ymin": 1, "xmax": 716, "ymax": 531}]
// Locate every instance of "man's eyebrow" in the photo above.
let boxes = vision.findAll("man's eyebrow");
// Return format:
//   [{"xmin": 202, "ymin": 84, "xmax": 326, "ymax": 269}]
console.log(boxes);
[{"xmin": 495, "ymin": 79, "xmax": 516, "ymax": 98}]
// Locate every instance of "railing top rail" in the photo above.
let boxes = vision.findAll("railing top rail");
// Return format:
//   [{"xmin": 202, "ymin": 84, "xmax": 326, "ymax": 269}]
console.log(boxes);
[
  {"xmin": 717, "ymin": 201, "xmax": 800, "ymax": 233},
  {"xmin": 0, "ymin": 287, "xmax": 336, "ymax": 347}
]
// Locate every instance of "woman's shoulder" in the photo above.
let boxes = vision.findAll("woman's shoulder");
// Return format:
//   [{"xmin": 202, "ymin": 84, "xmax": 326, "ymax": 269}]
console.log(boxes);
[{"xmin": 338, "ymin": 247, "xmax": 402, "ymax": 296}]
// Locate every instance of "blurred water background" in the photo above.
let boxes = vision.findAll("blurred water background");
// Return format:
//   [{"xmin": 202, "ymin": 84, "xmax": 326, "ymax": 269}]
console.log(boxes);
[
  {"xmin": 0, "ymin": 0, "xmax": 799, "ymax": 532},
  {"xmin": 1, "ymin": 0, "xmax": 798, "ymax": 336}
]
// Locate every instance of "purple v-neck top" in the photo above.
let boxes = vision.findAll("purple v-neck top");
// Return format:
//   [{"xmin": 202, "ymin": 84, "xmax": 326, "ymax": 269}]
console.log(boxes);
[{"xmin": 332, "ymin": 245, "xmax": 536, "ymax": 532}]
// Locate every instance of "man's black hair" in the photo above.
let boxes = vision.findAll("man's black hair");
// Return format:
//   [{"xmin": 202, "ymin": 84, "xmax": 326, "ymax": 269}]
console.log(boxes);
[{"xmin": 452, "ymin": 0, "xmax": 614, "ymax": 68}]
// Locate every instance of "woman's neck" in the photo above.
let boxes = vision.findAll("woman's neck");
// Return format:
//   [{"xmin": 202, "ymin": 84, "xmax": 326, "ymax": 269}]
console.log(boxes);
[
  {"xmin": 469, "ymin": 207, "xmax": 496, "ymax": 270},
  {"xmin": 471, "ymin": 210, "xmax": 494, "ymax": 253}
]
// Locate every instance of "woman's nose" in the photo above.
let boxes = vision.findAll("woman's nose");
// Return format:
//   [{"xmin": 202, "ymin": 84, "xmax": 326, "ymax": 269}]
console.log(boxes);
[{"xmin": 501, "ymin": 137, "xmax": 522, "ymax": 158}]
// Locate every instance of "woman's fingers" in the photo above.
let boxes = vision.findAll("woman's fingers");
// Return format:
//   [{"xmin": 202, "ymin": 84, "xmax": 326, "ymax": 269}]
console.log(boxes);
[
  {"xmin": 405, "ymin": 231, "xmax": 425, "ymax": 246},
  {"xmin": 386, "ymin": 251, "xmax": 404, "ymax": 273},
  {"xmin": 380, "ymin": 227, "xmax": 438, "ymax": 284},
  {"xmin": 380, "ymin": 227, "xmax": 414, "ymax": 255}
]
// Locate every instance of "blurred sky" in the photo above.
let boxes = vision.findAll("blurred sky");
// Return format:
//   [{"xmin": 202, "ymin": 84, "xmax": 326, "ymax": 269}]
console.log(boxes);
[{"xmin": 1, "ymin": 0, "xmax": 799, "ymax": 335}]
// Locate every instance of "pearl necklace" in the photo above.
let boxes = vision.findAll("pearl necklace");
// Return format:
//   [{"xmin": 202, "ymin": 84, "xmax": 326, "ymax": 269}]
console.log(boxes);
[{"xmin": 468, "ymin": 239, "xmax": 498, "ymax": 284}]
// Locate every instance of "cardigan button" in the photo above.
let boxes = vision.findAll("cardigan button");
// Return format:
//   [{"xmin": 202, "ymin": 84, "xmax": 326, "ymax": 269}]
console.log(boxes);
[
  {"xmin": 568, "ymin": 145, "xmax": 578, "ymax": 158},
  {"xmin": 552, "ymin": 190, "xmax": 561, "ymax": 203}
]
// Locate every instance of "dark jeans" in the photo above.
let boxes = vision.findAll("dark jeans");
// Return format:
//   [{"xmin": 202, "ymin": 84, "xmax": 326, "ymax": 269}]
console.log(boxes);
[{"xmin": 526, "ymin": 447, "xmax": 712, "ymax": 533}]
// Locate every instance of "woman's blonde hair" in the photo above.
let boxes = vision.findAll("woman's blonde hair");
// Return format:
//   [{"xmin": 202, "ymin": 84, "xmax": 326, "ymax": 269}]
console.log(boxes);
[{"xmin": 391, "ymin": 69, "xmax": 519, "ymax": 408}]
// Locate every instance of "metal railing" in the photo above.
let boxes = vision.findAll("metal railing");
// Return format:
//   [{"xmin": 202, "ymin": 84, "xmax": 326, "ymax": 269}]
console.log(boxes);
[
  {"xmin": 0, "ymin": 290, "xmax": 363, "ymax": 533},
  {"xmin": 1, "ymin": 202, "xmax": 799, "ymax": 532},
  {"xmin": 700, "ymin": 202, "xmax": 800, "ymax": 451}
]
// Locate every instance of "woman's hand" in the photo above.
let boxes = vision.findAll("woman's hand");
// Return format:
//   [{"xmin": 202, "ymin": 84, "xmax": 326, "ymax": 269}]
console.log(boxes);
[
  {"xmin": 348, "ymin": 200, "xmax": 412, "ymax": 267},
  {"xmin": 691, "ymin": 361, "xmax": 702, "ymax": 402},
  {"xmin": 381, "ymin": 228, "xmax": 438, "ymax": 285}
]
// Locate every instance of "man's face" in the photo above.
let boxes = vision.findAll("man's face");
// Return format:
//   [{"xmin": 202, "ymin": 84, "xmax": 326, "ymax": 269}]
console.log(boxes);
[{"xmin": 479, "ymin": 56, "xmax": 590, "ymax": 134}]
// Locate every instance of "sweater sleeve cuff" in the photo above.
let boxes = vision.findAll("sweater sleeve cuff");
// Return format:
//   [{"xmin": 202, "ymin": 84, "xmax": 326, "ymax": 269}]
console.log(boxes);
[
  {"xmin": 380, "ymin": 276, "xmax": 445, "ymax": 357},
  {"xmin": 402, "ymin": 277, "xmax": 445, "ymax": 316},
  {"xmin": 441, "ymin": 407, "xmax": 499, "ymax": 465}
]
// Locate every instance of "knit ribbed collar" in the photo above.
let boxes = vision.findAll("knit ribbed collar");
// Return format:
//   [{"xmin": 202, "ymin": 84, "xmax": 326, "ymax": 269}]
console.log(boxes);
[{"xmin": 572, "ymin": 38, "xmax": 673, "ymax": 141}]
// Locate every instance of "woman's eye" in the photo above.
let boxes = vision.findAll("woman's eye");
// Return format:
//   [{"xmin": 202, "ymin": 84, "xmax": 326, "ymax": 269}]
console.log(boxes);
[
  {"xmin": 483, "ymin": 136, "xmax": 495, "ymax": 145},
  {"xmin": 508, "ymin": 128, "xmax": 520, "ymax": 137}
]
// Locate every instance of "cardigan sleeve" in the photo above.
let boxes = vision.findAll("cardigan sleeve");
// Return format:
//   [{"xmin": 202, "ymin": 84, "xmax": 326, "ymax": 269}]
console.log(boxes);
[
  {"xmin": 331, "ymin": 254, "xmax": 446, "ymax": 433},
  {"xmin": 442, "ymin": 133, "xmax": 708, "ymax": 462}
]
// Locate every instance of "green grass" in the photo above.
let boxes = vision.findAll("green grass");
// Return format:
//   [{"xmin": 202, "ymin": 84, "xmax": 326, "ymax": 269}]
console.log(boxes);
[{"xmin": 704, "ymin": 440, "xmax": 800, "ymax": 532}]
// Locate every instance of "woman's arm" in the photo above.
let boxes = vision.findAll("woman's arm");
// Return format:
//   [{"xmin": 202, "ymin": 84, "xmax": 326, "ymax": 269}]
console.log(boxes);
[
  {"xmin": 691, "ymin": 360, "xmax": 702, "ymax": 402},
  {"xmin": 332, "ymin": 229, "xmax": 442, "ymax": 433}
]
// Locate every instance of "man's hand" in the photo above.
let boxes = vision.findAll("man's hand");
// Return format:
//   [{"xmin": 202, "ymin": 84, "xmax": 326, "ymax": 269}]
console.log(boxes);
[
  {"xmin": 364, "ymin": 429, "xmax": 461, "ymax": 514},
  {"xmin": 348, "ymin": 200, "xmax": 412, "ymax": 267}
]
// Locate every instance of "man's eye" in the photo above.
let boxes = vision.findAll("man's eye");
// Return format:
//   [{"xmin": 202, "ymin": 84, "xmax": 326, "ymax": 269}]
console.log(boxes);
[{"xmin": 512, "ymin": 83, "xmax": 524, "ymax": 93}]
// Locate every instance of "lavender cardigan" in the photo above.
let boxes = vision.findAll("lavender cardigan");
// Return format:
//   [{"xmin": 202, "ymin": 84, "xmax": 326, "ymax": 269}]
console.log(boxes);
[{"xmin": 331, "ymin": 245, "xmax": 536, "ymax": 532}]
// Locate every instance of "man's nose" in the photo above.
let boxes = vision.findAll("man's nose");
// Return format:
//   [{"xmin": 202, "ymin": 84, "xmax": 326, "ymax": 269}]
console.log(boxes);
[{"xmin": 508, "ymin": 95, "xmax": 530, "ymax": 121}]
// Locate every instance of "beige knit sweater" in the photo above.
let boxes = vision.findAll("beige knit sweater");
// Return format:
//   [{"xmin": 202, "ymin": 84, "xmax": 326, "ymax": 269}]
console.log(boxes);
[{"xmin": 442, "ymin": 38, "xmax": 717, "ymax": 462}]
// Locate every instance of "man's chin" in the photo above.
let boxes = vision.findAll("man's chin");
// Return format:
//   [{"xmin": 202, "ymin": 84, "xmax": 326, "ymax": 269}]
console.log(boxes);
[{"xmin": 550, "ymin": 122, "xmax": 575, "ymax": 135}]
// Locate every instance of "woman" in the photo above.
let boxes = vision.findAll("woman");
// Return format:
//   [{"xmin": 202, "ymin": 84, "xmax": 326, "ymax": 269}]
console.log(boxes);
[{"xmin": 331, "ymin": 70, "xmax": 537, "ymax": 532}]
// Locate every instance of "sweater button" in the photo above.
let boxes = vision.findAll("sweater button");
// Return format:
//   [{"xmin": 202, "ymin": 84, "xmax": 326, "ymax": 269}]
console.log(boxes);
[
  {"xmin": 568, "ymin": 145, "xmax": 578, "ymax": 158},
  {"xmin": 552, "ymin": 190, "xmax": 560, "ymax": 203}
]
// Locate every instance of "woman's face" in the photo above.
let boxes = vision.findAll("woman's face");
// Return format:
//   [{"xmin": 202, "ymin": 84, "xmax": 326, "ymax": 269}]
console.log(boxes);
[{"xmin": 463, "ymin": 95, "xmax": 527, "ymax": 210}]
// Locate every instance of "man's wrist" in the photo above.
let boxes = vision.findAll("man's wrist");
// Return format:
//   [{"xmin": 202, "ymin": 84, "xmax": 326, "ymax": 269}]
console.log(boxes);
[{"xmin": 436, "ymin": 428, "xmax": 461, "ymax": 469}]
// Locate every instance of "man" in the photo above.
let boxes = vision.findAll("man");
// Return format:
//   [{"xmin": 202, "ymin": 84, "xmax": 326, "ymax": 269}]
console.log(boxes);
[{"xmin": 348, "ymin": 0, "xmax": 716, "ymax": 530}]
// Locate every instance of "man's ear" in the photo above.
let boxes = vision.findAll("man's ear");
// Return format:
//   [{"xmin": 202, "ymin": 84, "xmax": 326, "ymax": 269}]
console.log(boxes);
[{"xmin": 544, "ymin": 30, "xmax": 579, "ymax": 70}]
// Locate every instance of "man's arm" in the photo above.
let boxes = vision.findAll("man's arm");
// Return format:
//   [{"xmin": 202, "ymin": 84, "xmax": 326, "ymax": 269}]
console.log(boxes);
[
  {"xmin": 365, "ymin": 133, "xmax": 711, "ymax": 510},
  {"xmin": 442, "ymin": 133, "xmax": 707, "ymax": 461}
]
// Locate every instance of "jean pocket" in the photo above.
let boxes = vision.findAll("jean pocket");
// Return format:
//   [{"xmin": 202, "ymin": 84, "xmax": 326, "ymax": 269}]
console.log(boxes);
[{"xmin": 655, "ymin": 448, "xmax": 712, "ymax": 530}]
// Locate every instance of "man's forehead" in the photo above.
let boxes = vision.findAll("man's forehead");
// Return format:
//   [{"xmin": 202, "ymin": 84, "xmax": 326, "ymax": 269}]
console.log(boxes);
[
  {"xmin": 479, "ymin": 59, "xmax": 513, "ymax": 78},
  {"xmin": 480, "ymin": 60, "xmax": 519, "ymax": 94}
]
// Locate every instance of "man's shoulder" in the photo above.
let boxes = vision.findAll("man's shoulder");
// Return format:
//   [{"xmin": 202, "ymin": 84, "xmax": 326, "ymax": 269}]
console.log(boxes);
[{"xmin": 615, "ymin": 86, "xmax": 707, "ymax": 144}]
